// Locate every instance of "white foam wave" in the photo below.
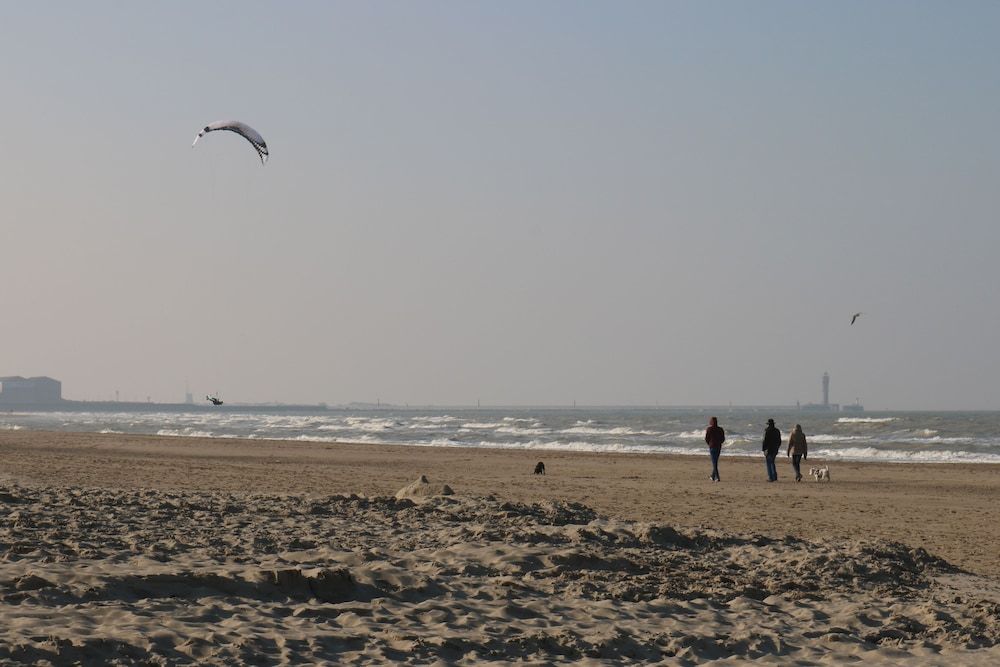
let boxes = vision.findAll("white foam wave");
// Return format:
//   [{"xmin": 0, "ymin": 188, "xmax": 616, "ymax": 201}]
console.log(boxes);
[
  {"xmin": 410, "ymin": 415, "xmax": 458, "ymax": 424},
  {"xmin": 404, "ymin": 416, "xmax": 459, "ymax": 429},
  {"xmin": 890, "ymin": 429, "xmax": 939, "ymax": 437},
  {"xmin": 837, "ymin": 417, "xmax": 898, "ymax": 424},
  {"xmin": 343, "ymin": 418, "xmax": 396, "ymax": 432},
  {"xmin": 890, "ymin": 435, "xmax": 980, "ymax": 445},
  {"xmin": 495, "ymin": 426, "xmax": 551, "ymax": 436},
  {"xmin": 423, "ymin": 438, "xmax": 701, "ymax": 456},
  {"xmin": 812, "ymin": 447, "xmax": 1000, "ymax": 464},
  {"xmin": 805, "ymin": 434, "xmax": 869, "ymax": 443},
  {"xmin": 5, "ymin": 409, "xmax": 1000, "ymax": 466},
  {"xmin": 427, "ymin": 438, "xmax": 466, "ymax": 447},
  {"xmin": 156, "ymin": 429, "xmax": 221, "ymax": 439},
  {"xmin": 290, "ymin": 434, "xmax": 340, "ymax": 443},
  {"xmin": 560, "ymin": 426, "xmax": 661, "ymax": 436},
  {"xmin": 409, "ymin": 438, "xmax": 1000, "ymax": 463}
]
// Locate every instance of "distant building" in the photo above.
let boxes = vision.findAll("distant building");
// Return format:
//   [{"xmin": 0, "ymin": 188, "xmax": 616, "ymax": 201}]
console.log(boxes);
[
  {"xmin": 0, "ymin": 376, "xmax": 63, "ymax": 405},
  {"xmin": 801, "ymin": 371, "xmax": 845, "ymax": 412},
  {"xmin": 842, "ymin": 399, "xmax": 865, "ymax": 413}
]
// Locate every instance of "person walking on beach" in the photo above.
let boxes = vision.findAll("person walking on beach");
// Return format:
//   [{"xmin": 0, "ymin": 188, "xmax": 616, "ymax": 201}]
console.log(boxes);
[
  {"xmin": 705, "ymin": 416, "xmax": 725, "ymax": 482},
  {"xmin": 787, "ymin": 424, "xmax": 808, "ymax": 482},
  {"xmin": 762, "ymin": 418, "xmax": 781, "ymax": 482}
]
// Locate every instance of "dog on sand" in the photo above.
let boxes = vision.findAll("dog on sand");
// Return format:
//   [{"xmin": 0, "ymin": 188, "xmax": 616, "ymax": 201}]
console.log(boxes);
[
  {"xmin": 533, "ymin": 461, "xmax": 546, "ymax": 475},
  {"xmin": 809, "ymin": 465, "xmax": 831, "ymax": 482}
]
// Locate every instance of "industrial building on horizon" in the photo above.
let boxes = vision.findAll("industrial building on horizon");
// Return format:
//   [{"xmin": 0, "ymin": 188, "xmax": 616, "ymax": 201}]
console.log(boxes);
[{"xmin": 0, "ymin": 376, "xmax": 63, "ymax": 405}]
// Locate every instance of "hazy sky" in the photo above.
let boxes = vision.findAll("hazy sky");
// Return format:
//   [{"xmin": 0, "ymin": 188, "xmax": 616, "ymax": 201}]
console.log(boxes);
[{"xmin": 2, "ymin": 2, "xmax": 999, "ymax": 409}]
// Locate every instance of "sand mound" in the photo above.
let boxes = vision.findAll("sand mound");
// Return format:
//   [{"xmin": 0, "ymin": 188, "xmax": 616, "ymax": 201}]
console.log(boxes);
[
  {"xmin": 394, "ymin": 474, "xmax": 454, "ymax": 500},
  {"xmin": 1, "ymin": 483, "xmax": 998, "ymax": 664}
]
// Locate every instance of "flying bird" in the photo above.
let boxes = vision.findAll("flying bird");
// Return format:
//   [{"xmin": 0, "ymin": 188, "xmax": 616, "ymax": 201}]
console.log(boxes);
[
  {"xmin": 850, "ymin": 312, "xmax": 863, "ymax": 325},
  {"xmin": 192, "ymin": 120, "xmax": 268, "ymax": 164}
]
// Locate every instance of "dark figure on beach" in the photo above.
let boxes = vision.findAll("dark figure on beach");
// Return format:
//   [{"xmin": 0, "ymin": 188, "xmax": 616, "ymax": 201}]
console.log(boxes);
[
  {"xmin": 705, "ymin": 417, "xmax": 725, "ymax": 482},
  {"xmin": 533, "ymin": 461, "xmax": 546, "ymax": 475},
  {"xmin": 763, "ymin": 418, "xmax": 781, "ymax": 482},
  {"xmin": 787, "ymin": 424, "xmax": 808, "ymax": 482}
]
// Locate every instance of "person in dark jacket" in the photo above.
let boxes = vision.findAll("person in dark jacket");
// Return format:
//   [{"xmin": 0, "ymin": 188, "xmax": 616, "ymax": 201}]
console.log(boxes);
[
  {"xmin": 786, "ymin": 424, "xmax": 808, "ymax": 482},
  {"xmin": 762, "ymin": 418, "xmax": 781, "ymax": 482},
  {"xmin": 705, "ymin": 416, "xmax": 725, "ymax": 482}
]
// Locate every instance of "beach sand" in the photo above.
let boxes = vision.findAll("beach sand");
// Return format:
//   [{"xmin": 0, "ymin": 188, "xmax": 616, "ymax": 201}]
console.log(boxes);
[{"xmin": 1, "ymin": 430, "xmax": 999, "ymax": 664}]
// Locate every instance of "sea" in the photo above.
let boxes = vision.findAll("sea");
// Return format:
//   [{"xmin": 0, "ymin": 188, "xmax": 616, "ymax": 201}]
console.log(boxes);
[{"xmin": 2, "ymin": 407, "xmax": 1000, "ymax": 464}]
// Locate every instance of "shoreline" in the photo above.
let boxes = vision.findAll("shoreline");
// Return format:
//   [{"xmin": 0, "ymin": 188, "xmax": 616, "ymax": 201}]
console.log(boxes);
[
  {"xmin": 5, "ymin": 425, "xmax": 1000, "ymax": 465},
  {"xmin": 3, "ymin": 429, "xmax": 1000, "ymax": 577}
]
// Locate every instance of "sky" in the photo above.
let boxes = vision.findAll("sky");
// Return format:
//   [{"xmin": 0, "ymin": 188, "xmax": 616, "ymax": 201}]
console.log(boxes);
[{"xmin": 2, "ymin": 1, "xmax": 999, "ymax": 410}]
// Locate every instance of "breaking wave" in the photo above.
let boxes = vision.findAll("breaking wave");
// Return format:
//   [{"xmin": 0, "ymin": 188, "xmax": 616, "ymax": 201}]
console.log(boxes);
[
  {"xmin": 837, "ymin": 417, "xmax": 898, "ymax": 424},
  {"xmin": 3, "ymin": 408, "xmax": 998, "ymax": 466}
]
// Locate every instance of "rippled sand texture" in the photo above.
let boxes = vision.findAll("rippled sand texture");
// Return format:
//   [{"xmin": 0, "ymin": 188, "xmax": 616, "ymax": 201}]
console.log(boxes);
[{"xmin": 2, "ymin": 484, "xmax": 999, "ymax": 665}]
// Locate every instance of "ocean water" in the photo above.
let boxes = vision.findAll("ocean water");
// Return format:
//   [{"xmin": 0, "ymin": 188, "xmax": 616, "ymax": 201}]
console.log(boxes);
[{"xmin": 2, "ymin": 408, "xmax": 1000, "ymax": 464}]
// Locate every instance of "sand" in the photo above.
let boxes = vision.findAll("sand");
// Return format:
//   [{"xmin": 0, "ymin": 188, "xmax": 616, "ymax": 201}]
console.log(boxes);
[{"xmin": 1, "ymin": 430, "xmax": 999, "ymax": 664}]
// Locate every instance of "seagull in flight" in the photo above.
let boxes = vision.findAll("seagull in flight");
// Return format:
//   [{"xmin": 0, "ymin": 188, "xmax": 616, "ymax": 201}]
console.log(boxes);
[{"xmin": 850, "ymin": 312, "xmax": 863, "ymax": 326}]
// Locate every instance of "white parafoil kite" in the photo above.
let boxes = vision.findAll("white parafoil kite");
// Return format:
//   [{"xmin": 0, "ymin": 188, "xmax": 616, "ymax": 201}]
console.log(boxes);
[{"xmin": 192, "ymin": 120, "xmax": 269, "ymax": 164}]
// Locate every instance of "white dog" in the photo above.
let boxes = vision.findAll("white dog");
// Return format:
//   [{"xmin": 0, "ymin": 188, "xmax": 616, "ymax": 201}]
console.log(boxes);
[{"xmin": 809, "ymin": 465, "xmax": 831, "ymax": 482}]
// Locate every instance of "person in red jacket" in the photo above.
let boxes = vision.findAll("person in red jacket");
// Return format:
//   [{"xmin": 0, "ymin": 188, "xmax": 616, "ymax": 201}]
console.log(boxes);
[{"xmin": 705, "ymin": 416, "xmax": 725, "ymax": 482}]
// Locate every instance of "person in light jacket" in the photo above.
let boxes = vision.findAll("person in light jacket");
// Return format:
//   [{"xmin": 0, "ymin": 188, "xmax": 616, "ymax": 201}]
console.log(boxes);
[{"xmin": 787, "ymin": 424, "xmax": 808, "ymax": 482}]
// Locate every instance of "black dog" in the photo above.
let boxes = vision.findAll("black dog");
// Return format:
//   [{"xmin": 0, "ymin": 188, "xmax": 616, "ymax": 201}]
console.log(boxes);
[{"xmin": 533, "ymin": 461, "xmax": 546, "ymax": 475}]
